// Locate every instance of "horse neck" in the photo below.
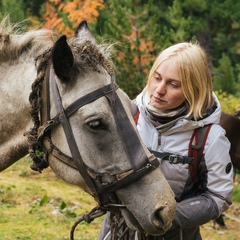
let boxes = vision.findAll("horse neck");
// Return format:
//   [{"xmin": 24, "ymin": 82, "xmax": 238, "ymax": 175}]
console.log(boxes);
[{"xmin": 0, "ymin": 59, "xmax": 36, "ymax": 171}]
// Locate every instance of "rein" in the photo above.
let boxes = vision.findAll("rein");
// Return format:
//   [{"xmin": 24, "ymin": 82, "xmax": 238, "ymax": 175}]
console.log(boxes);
[{"xmin": 29, "ymin": 63, "xmax": 160, "ymax": 239}]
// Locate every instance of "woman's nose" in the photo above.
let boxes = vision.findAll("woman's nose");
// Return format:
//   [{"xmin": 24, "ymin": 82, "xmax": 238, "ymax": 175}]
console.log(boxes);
[{"xmin": 156, "ymin": 82, "xmax": 166, "ymax": 95}]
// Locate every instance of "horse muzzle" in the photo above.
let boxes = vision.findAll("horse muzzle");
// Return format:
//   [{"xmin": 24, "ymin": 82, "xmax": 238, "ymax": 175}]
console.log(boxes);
[{"xmin": 119, "ymin": 201, "xmax": 175, "ymax": 236}]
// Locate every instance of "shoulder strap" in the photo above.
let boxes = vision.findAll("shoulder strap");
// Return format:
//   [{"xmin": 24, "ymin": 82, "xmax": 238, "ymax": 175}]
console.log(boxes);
[
  {"xmin": 133, "ymin": 107, "xmax": 212, "ymax": 178},
  {"xmin": 188, "ymin": 124, "xmax": 212, "ymax": 181},
  {"xmin": 134, "ymin": 109, "xmax": 140, "ymax": 124}
]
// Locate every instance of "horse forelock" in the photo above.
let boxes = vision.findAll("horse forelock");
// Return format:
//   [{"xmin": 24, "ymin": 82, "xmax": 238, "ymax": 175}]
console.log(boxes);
[
  {"xmin": 0, "ymin": 17, "xmax": 54, "ymax": 62},
  {"xmin": 69, "ymin": 38, "xmax": 115, "ymax": 77}
]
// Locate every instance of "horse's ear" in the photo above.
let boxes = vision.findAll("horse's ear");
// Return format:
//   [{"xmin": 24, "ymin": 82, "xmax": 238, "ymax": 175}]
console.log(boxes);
[
  {"xmin": 75, "ymin": 20, "xmax": 96, "ymax": 44},
  {"xmin": 52, "ymin": 35, "xmax": 74, "ymax": 82}
]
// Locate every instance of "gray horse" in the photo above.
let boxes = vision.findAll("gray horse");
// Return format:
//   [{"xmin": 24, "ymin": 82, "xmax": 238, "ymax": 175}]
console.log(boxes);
[{"xmin": 0, "ymin": 17, "xmax": 176, "ymax": 238}]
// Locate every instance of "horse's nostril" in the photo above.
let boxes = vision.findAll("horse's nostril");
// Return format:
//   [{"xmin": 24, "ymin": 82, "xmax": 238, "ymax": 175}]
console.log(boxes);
[{"xmin": 151, "ymin": 207, "xmax": 165, "ymax": 229}]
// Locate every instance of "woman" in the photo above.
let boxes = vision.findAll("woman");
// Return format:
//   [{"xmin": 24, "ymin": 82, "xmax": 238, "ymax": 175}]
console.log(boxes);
[{"xmin": 98, "ymin": 42, "xmax": 233, "ymax": 240}]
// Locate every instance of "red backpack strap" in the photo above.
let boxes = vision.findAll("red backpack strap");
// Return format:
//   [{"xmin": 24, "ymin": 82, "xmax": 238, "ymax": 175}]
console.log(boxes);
[
  {"xmin": 188, "ymin": 124, "xmax": 212, "ymax": 181},
  {"xmin": 134, "ymin": 109, "xmax": 140, "ymax": 125},
  {"xmin": 131, "ymin": 100, "xmax": 140, "ymax": 125}
]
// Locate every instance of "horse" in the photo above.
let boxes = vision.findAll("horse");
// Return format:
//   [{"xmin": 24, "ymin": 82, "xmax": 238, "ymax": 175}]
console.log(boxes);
[
  {"xmin": 220, "ymin": 112, "xmax": 240, "ymax": 172},
  {"xmin": 0, "ymin": 17, "xmax": 176, "ymax": 238},
  {"xmin": 211, "ymin": 111, "xmax": 240, "ymax": 229}
]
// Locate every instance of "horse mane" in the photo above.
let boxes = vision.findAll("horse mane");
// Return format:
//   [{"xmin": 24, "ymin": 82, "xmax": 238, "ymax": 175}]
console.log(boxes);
[
  {"xmin": 0, "ymin": 16, "xmax": 115, "ymax": 74},
  {"xmin": 0, "ymin": 16, "xmax": 55, "ymax": 62}
]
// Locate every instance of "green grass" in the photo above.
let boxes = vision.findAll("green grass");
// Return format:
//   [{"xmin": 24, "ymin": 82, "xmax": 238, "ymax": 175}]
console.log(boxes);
[
  {"xmin": 233, "ymin": 185, "xmax": 240, "ymax": 202},
  {"xmin": 1, "ymin": 157, "xmax": 240, "ymax": 240},
  {"xmin": 0, "ymin": 157, "xmax": 103, "ymax": 240}
]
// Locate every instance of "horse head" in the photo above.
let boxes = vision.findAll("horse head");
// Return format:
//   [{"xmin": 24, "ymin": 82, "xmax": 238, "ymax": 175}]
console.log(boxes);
[{"xmin": 28, "ymin": 21, "xmax": 176, "ymax": 237}]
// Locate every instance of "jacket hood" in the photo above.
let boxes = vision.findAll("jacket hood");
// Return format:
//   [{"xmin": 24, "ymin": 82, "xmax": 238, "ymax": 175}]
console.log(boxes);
[{"xmin": 133, "ymin": 92, "xmax": 222, "ymax": 135}]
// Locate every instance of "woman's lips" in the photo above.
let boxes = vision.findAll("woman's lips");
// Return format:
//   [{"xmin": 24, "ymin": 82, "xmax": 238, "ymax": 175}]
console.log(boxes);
[{"xmin": 153, "ymin": 96, "xmax": 166, "ymax": 103}]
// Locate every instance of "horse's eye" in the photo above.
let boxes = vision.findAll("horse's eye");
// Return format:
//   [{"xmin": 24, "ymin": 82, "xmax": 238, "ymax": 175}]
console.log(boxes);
[{"xmin": 87, "ymin": 120, "xmax": 106, "ymax": 130}]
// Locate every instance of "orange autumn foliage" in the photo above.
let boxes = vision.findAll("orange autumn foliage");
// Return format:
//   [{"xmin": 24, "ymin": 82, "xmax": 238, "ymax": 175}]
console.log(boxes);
[
  {"xmin": 121, "ymin": 28, "xmax": 154, "ymax": 74},
  {"xmin": 43, "ymin": 0, "xmax": 104, "ymax": 37}
]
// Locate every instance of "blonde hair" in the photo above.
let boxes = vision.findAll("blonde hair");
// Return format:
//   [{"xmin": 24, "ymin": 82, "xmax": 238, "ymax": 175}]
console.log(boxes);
[{"xmin": 147, "ymin": 42, "xmax": 214, "ymax": 120}]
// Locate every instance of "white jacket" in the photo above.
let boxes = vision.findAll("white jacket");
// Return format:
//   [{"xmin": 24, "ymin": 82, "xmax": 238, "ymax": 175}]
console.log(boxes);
[{"xmin": 133, "ymin": 92, "xmax": 233, "ymax": 239}]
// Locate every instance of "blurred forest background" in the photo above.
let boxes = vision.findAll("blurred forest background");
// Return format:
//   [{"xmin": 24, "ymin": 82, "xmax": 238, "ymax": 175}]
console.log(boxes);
[
  {"xmin": 0, "ymin": 0, "xmax": 240, "ymax": 111},
  {"xmin": 0, "ymin": 1, "xmax": 240, "ymax": 239}
]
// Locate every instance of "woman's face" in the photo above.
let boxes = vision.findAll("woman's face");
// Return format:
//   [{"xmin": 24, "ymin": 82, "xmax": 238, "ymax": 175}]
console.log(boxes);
[{"xmin": 148, "ymin": 58, "xmax": 185, "ymax": 110}]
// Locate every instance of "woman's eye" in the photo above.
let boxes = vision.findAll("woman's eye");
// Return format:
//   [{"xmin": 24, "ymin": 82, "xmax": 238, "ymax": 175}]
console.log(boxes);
[
  {"xmin": 87, "ymin": 120, "xmax": 106, "ymax": 130},
  {"xmin": 169, "ymin": 82, "xmax": 180, "ymax": 88},
  {"xmin": 154, "ymin": 75, "xmax": 161, "ymax": 81},
  {"xmin": 170, "ymin": 82, "xmax": 177, "ymax": 87}
]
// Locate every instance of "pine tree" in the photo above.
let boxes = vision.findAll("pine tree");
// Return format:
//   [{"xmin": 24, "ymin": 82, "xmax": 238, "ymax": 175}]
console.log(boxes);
[{"xmin": 214, "ymin": 53, "xmax": 236, "ymax": 94}]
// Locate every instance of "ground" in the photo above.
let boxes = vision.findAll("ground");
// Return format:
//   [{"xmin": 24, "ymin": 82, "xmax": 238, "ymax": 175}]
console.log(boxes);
[{"xmin": 0, "ymin": 157, "xmax": 239, "ymax": 240}]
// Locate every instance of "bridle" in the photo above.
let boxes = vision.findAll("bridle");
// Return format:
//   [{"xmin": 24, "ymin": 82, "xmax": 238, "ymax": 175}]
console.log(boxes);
[{"xmin": 32, "ymin": 63, "xmax": 160, "ymax": 239}]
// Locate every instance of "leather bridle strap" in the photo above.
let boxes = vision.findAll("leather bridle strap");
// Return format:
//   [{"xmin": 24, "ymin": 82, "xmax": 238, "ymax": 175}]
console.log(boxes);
[
  {"xmin": 104, "ymin": 90, "xmax": 149, "ymax": 170},
  {"xmin": 94, "ymin": 90, "xmax": 159, "ymax": 194},
  {"xmin": 50, "ymin": 69, "xmax": 100, "ymax": 202},
  {"xmin": 96, "ymin": 156, "xmax": 159, "ymax": 195},
  {"xmin": 51, "ymin": 80, "xmax": 118, "ymax": 123}
]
